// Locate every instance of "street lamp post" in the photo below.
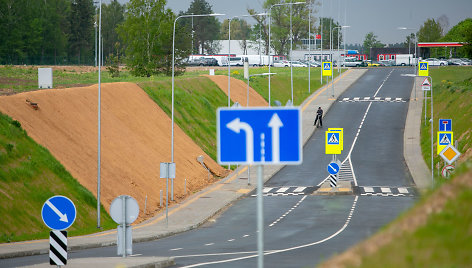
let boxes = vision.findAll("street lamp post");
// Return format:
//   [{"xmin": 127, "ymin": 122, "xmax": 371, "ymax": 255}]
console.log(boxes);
[
  {"xmin": 245, "ymin": 71, "xmax": 276, "ymax": 268},
  {"xmin": 330, "ymin": 25, "xmax": 349, "ymax": 97},
  {"xmin": 398, "ymin": 27, "xmax": 418, "ymax": 100},
  {"xmin": 97, "ymin": 0, "xmax": 102, "ymax": 229},
  {"xmin": 268, "ymin": 1, "xmax": 305, "ymax": 106},
  {"xmin": 228, "ymin": 13, "xmax": 268, "ymax": 107},
  {"xmin": 171, "ymin": 13, "xmax": 224, "ymax": 223}
]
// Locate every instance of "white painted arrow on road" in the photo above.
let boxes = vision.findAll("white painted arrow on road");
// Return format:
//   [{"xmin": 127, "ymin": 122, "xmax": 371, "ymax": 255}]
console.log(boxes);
[
  {"xmin": 268, "ymin": 113, "xmax": 283, "ymax": 163},
  {"xmin": 46, "ymin": 200, "xmax": 69, "ymax": 223},
  {"xmin": 227, "ymin": 118, "xmax": 254, "ymax": 163}
]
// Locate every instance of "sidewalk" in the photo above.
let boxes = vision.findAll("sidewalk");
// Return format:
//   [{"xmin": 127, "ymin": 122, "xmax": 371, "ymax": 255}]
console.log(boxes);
[
  {"xmin": 403, "ymin": 77, "xmax": 431, "ymax": 190},
  {"xmin": 0, "ymin": 68, "xmax": 367, "ymax": 267}
]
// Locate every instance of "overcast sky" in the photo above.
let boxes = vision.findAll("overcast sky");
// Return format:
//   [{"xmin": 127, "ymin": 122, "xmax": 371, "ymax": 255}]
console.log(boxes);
[{"xmin": 113, "ymin": 0, "xmax": 471, "ymax": 44}]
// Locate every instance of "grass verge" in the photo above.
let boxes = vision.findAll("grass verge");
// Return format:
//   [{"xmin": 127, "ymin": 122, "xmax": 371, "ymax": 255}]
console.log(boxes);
[{"xmin": 0, "ymin": 113, "xmax": 115, "ymax": 243}]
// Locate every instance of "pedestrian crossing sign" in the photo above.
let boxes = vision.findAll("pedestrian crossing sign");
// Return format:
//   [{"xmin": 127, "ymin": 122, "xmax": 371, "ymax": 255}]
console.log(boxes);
[
  {"xmin": 418, "ymin": 62, "xmax": 428, "ymax": 76},
  {"xmin": 322, "ymin": 62, "xmax": 332, "ymax": 76},
  {"xmin": 326, "ymin": 131, "xmax": 342, "ymax": 154},
  {"xmin": 437, "ymin": 131, "xmax": 453, "ymax": 154},
  {"xmin": 328, "ymin": 128, "xmax": 344, "ymax": 151}
]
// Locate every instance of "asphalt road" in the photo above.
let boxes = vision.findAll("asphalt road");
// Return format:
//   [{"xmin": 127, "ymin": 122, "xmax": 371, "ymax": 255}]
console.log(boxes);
[{"xmin": 3, "ymin": 67, "xmax": 419, "ymax": 267}]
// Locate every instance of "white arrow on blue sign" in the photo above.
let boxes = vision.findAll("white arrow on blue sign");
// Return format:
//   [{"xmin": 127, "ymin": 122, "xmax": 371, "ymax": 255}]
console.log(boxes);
[
  {"xmin": 42, "ymin": 196, "xmax": 77, "ymax": 230},
  {"xmin": 217, "ymin": 107, "xmax": 302, "ymax": 165},
  {"xmin": 327, "ymin": 162, "xmax": 340, "ymax": 175}
]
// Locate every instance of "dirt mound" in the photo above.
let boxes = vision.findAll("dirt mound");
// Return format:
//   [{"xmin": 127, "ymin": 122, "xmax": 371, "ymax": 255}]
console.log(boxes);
[
  {"xmin": 0, "ymin": 82, "xmax": 227, "ymax": 222},
  {"xmin": 205, "ymin": 75, "xmax": 268, "ymax": 107}
]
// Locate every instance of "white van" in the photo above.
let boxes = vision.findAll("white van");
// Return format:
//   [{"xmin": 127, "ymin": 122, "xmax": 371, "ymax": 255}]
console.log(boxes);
[
  {"xmin": 229, "ymin": 56, "xmax": 244, "ymax": 66},
  {"xmin": 395, "ymin": 54, "xmax": 416, "ymax": 66}
]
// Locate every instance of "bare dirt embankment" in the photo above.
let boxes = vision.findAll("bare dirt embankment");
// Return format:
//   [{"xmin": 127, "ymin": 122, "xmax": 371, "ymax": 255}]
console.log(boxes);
[
  {"xmin": 0, "ymin": 82, "xmax": 228, "ymax": 222},
  {"xmin": 205, "ymin": 75, "xmax": 268, "ymax": 106}
]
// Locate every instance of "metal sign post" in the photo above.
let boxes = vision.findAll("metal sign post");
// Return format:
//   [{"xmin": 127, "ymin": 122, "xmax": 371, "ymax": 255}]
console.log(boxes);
[
  {"xmin": 110, "ymin": 195, "xmax": 139, "ymax": 257},
  {"xmin": 160, "ymin": 162, "xmax": 176, "ymax": 226},
  {"xmin": 217, "ymin": 107, "xmax": 302, "ymax": 268},
  {"xmin": 42, "ymin": 196, "xmax": 76, "ymax": 266}
]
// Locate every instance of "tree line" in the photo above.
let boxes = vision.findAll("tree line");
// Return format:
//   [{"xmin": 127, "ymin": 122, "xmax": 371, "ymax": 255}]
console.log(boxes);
[{"xmin": 362, "ymin": 16, "xmax": 472, "ymax": 59}]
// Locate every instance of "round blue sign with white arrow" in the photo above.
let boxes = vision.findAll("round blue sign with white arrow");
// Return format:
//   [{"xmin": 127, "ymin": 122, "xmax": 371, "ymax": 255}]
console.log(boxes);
[
  {"xmin": 327, "ymin": 162, "xmax": 340, "ymax": 175},
  {"xmin": 41, "ymin": 195, "xmax": 77, "ymax": 230}
]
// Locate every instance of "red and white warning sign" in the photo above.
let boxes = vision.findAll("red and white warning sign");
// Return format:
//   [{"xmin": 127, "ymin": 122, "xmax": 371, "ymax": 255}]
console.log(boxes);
[{"xmin": 422, "ymin": 77, "xmax": 431, "ymax": 91}]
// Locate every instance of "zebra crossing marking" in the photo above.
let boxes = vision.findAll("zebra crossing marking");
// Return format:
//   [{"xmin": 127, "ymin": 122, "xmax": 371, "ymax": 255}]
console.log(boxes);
[
  {"xmin": 338, "ymin": 97, "xmax": 407, "ymax": 103},
  {"xmin": 250, "ymin": 186, "xmax": 417, "ymax": 197}
]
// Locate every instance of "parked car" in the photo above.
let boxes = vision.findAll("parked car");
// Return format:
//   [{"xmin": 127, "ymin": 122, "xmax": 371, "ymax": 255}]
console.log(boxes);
[
  {"xmin": 367, "ymin": 60, "xmax": 384, "ymax": 67},
  {"xmin": 447, "ymin": 58, "xmax": 468, "ymax": 65},
  {"xmin": 289, "ymin": 61, "xmax": 308, "ymax": 67},
  {"xmin": 186, "ymin": 57, "xmax": 218, "ymax": 66},
  {"xmin": 422, "ymin": 58, "xmax": 448, "ymax": 66},
  {"xmin": 344, "ymin": 57, "xmax": 367, "ymax": 67},
  {"xmin": 273, "ymin": 60, "xmax": 290, "ymax": 67},
  {"xmin": 379, "ymin": 59, "xmax": 395, "ymax": 66},
  {"xmin": 459, "ymin": 58, "xmax": 472, "ymax": 65}
]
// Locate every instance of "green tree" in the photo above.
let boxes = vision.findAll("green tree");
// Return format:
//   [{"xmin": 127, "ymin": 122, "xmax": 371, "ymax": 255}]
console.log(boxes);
[
  {"xmin": 69, "ymin": 0, "xmax": 95, "ymax": 64},
  {"xmin": 101, "ymin": 0, "xmax": 125, "ymax": 62},
  {"xmin": 440, "ymin": 18, "xmax": 472, "ymax": 58},
  {"xmin": 221, "ymin": 18, "xmax": 251, "ymax": 54},
  {"xmin": 0, "ymin": 0, "xmax": 70, "ymax": 64},
  {"xmin": 317, "ymin": 17, "xmax": 342, "ymax": 50},
  {"xmin": 417, "ymin": 18, "xmax": 443, "ymax": 42},
  {"xmin": 180, "ymin": 0, "xmax": 221, "ymax": 54},
  {"xmin": 257, "ymin": 0, "xmax": 317, "ymax": 56},
  {"xmin": 363, "ymin": 32, "xmax": 384, "ymax": 58},
  {"xmin": 119, "ymin": 0, "xmax": 188, "ymax": 76}
]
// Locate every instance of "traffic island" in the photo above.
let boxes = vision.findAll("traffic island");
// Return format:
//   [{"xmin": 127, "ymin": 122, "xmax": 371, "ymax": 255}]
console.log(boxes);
[{"xmin": 313, "ymin": 180, "xmax": 354, "ymax": 195}]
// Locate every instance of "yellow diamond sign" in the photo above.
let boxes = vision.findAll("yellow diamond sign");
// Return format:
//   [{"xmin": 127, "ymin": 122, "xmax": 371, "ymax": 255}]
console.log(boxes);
[{"xmin": 439, "ymin": 144, "xmax": 461, "ymax": 165}]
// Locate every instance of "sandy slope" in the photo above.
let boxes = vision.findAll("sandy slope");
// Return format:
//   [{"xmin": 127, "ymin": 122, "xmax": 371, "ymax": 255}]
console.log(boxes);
[
  {"xmin": 204, "ymin": 75, "xmax": 268, "ymax": 107},
  {"xmin": 0, "ymin": 82, "xmax": 227, "ymax": 222}
]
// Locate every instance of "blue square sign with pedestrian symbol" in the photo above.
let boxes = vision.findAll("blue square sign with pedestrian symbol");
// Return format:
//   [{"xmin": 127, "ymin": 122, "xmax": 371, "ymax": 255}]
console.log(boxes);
[
  {"xmin": 217, "ymin": 107, "xmax": 302, "ymax": 165},
  {"xmin": 327, "ymin": 132, "xmax": 340, "ymax": 145}
]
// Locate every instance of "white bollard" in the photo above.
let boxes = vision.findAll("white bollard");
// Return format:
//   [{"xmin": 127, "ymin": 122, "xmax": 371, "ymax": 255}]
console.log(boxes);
[{"xmin": 160, "ymin": 190, "xmax": 163, "ymax": 207}]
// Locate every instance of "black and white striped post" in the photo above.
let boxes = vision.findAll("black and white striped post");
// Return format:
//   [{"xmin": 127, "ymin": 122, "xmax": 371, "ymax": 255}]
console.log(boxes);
[
  {"xmin": 329, "ymin": 174, "xmax": 338, "ymax": 187},
  {"xmin": 49, "ymin": 230, "xmax": 67, "ymax": 266}
]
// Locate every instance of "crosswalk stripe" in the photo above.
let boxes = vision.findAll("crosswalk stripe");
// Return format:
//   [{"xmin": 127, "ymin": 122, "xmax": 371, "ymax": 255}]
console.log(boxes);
[
  {"xmin": 363, "ymin": 187, "xmax": 374, "ymax": 193},
  {"xmin": 397, "ymin": 187, "xmax": 409, "ymax": 194},
  {"xmin": 293, "ymin": 187, "xmax": 306, "ymax": 193},
  {"xmin": 381, "ymin": 187, "xmax": 391, "ymax": 193},
  {"xmin": 276, "ymin": 187, "xmax": 290, "ymax": 193},
  {"xmin": 263, "ymin": 187, "xmax": 273, "ymax": 193}
]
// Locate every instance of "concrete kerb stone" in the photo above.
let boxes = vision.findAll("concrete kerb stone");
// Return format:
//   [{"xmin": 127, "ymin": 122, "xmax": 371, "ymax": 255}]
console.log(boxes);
[
  {"xmin": 23, "ymin": 256, "xmax": 175, "ymax": 268},
  {"xmin": 0, "ymin": 68, "xmax": 366, "ymax": 261}
]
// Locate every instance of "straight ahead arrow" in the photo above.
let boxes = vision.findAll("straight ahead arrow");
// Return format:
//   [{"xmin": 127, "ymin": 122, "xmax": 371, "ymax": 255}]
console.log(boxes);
[
  {"xmin": 268, "ymin": 113, "xmax": 283, "ymax": 163},
  {"xmin": 46, "ymin": 200, "xmax": 69, "ymax": 223}
]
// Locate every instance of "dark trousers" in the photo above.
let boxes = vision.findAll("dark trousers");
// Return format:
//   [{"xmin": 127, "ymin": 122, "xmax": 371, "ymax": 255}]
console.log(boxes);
[{"xmin": 314, "ymin": 115, "xmax": 322, "ymax": 127}]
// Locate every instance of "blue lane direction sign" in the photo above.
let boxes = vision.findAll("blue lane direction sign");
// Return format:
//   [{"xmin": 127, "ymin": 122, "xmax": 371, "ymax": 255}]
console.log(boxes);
[
  {"xmin": 327, "ymin": 162, "xmax": 340, "ymax": 175},
  {"xmin": 42, "ymin": 196, "xmax": 77, "ymax": 230},
  {"xmin": 217, "ymin": 107, "xmax": 302, "ymax": 165},
  {"xmin": 439, "ymin": 119, "xmax": 452, "ymax": 132}
]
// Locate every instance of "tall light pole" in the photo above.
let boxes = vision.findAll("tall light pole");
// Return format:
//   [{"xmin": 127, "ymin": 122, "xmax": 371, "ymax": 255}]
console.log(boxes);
[
  {"xmin": 398, "ymin": 27, "xmax": 418, "ymax": 100},
  {"xmin": 308, "ymin": 2, "xmax": 312, "ymax": 93},
  {"xmin": 330, "ymin": 25, "xmax": 349, "ymax": 97},
  {"xmin": 97, "ymin": 0, "xmax": 102, "ymax": 229},
  {"xmin": 268, "ymin": 1, "xmax": 306, "ymax": 106},
  {"xmin": 336, "ymin": 25, "xmax": 350, "ymax": 72},
  {"xmin": 228, "ymin": 13, "xmax": 268, "ymax": 107}
]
